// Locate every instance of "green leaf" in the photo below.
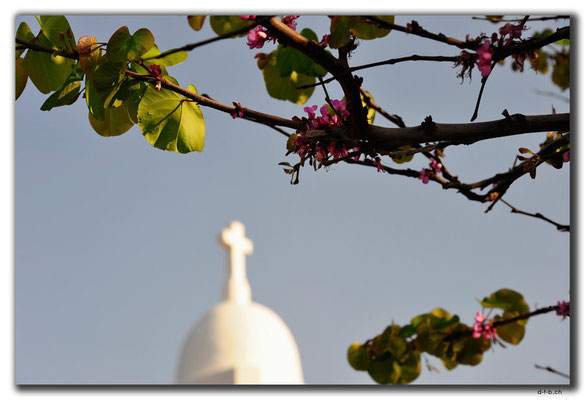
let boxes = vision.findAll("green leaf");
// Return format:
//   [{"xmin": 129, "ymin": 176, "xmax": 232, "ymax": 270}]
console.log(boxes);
[
  {"xmin": 88, "ymin": 91, "xmax": 140, "ymax": 137},
  {"xmin": 452, "ymin": 335, "xmax": 490, "ymax": 366},
  {"xmin": 16, "ymin": 21, "xmax": 35, "ymax": 59},
  {"xmin": 396, "ymin": 350, "xmax": 421, "ymax": 384},
  {"xmin": 106, "ymin": 26, "xmax": 155, "ymax": 62},
  {"xmin": 351, "ymin": 16, "xmax": 395, "ymax": 40},
  {"xmin": 441, "ymin": 358, "xmax": 458, "ymax": 371},
  {"xmin": 481, "ymin": 289, "xmax": 529, "ymax": 325},
  {"xmin": 392, "ymin": 146, "xmax": 414, "ymax": 164},
  {"xmin": 347, "ymin": 342, "xmax": 369, "ymax": 371},
  {"xmin": 262, "ymin": 51, "xmax": 316, "ymax": 105},
  {"xmin": 21, "ymin": 32, "xmax": 75, "ymax": 94},
  {"xmin": 329, "ymin": 16, "xmax": 354, "ymax": 49},
  {"xmin": 187, "ymin": 16, "xmax": 206, "ymax": 31},
  {"xmin": 142, "ymin": 44, "xmax": 188, "ymax": 67},
  {"xmin": 138, "ymin": 84, "xmax": 205, "ymax": 153},
  {"xmin": 552, "ymin": 51, "xmax": 570, "ymax": 91},
  {"xmin": 530, "ymin": 49, "xmax": 549, "ymax": 74},
  {"xmin": 85, "ymin": 77, "xmax": 105, "ymax": 121},
  {"xmin": 39, "ymin": 15, "xmax": 75, "ymax": 49},
  {"xmin": 398, "ymin": 324, "xmax": 417, "ymax": 339},
  {"xmin": 209, "ymin": 16, "xmax": 252, "ymax": 37},
  {"xmin": 15, "ymin": 58, "xmax": 28, "ymax": 100},
  {"xmin": 40, "ymin": 64, "xmax": 83, "ymax": 110},
  {"xmin": 91, "ymin": 60, "xmax": 128, "ymax": 108},
  {"xmin": 360, "ymin": 91, "xmax": 376, "ymax": 124},
  {"xmin": 275, "ymin": 29, "xmax": 327, "ymax": 78},
  {"xmin": 367, "ymin": 352, "xmax": 394, "ymax": 384},
  {"xmin": 494, "ymin": 312, "xmax": 525, "ymax": 345}
]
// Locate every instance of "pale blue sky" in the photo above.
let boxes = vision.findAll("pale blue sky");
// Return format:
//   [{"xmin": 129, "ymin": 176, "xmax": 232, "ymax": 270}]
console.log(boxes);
[{"xmin": 13, "ymin": 13, "xmax": 571, "ymax": 388}]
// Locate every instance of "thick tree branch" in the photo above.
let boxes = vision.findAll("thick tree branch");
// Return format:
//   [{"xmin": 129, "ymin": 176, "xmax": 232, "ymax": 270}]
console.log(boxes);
[{"xmin": 366, "ymin": 112, "xmax": 569, "ymax": 148}]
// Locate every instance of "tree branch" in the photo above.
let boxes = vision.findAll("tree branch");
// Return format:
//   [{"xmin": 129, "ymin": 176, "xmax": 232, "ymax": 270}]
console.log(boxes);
[
  {"xmin": 498, "ymin": 198, "xmax": 569, "ymax": 232},
  {"xmin": 366, "ymin": 112, "xmax": 569, "ymax": 148}
]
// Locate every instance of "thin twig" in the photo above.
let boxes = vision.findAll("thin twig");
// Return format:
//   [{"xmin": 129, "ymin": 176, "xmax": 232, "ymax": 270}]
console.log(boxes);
[
  {"xmin": 298, "ymin": 55, "xmax": 459, "ymax": 90},
  {"xmin": 145, "ymin": 17, "xmax": 270, "ymax": 61},
  {"xmin": 498, "ymin": 198, "xmax": 569, "ymax": 232},
  {"xmin": 472, "ymin": 16, "xmax": 570, "ymax": 22},
  {"xmin": 534, "ymin": 364, "xmax": 570, "ymax": 380}
]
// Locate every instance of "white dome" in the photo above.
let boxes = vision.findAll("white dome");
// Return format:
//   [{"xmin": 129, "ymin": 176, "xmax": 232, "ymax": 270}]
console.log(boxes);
[
  {"xmin": 176, "ymin": 221, "xmax": 303, "ymax": 384},
  {"xmin": 176, "ymin": 300, "xmax": 304, "ymax": 384}
]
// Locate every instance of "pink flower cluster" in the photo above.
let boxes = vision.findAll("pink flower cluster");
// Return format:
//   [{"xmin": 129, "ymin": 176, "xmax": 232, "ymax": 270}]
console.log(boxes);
[
  {"xmin": 304, "ymin": 99, "xmax": 350, "ymax": 129},
  {"xmin": 499, "ymin": 22, "xmax": 526, "ymax": 46},
  {"xmin": 474, "ymin": 20, "xmax": 526, "ymax": 78},
  {"xmin": 244, "ymin": 15, "xmax": 299, "ymax": 49},
  {"xmin": 564, "ymin": 151, "xmax": 570, "ymax": 163},
  {"xmin": 472, "ymin": 311, "xmax": 498, "ymax": 341},
  {"xmin": 418, "ymin": 158, "xmax": 442, "ymax": 184},
  {"xmin": 476, "ymin": 40, "xmax": 494, "ymax": 78},
  {"xmin": 556, "ymin": 301, "xmax": 570, "ymax": 320},
  {"xmin": 293, "ymin": 99, "xmax": 359, "ymax": 164}
]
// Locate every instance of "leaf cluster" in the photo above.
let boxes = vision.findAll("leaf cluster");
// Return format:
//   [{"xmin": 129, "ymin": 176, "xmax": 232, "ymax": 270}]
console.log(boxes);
[{"xmin": 348, "ymin": 289, "xmax": 531, "ymax": 384}]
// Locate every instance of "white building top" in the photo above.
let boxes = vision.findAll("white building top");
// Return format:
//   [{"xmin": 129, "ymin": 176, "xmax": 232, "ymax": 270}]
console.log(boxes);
[{"xmin": 176, "ymin": 221, "xmax": 304, "ymax": 384}]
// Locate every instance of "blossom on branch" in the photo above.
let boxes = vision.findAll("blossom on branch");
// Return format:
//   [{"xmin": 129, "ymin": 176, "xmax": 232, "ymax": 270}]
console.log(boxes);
[
  {"xmin": 476, "ymin": 40, "xmax": 494, "ymax": 78},
  {"xmin": 556, "ymin": 301, "xmax": 570, "ymax": 320}
]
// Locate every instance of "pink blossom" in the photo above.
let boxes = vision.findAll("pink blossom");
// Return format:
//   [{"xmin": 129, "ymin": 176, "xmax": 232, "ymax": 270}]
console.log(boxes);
[
  {"xmin": 247, "ymin": 26, "xmax": 269, "ymax": 49},
  {"xmin": 563, "ymin": 151, "xmax": 570, "ymax": 163},
  {"xmin": 320, "ymin": 34, "xmax": 330, "ymax": 48},
  {"xmin": 304, "ymin": 105, "xmax": 318, "ymax": 120},
  {"xmin": 556, "ymin": 301, "xmax": 570, "ymax": 319},
  {"xmin": 238, "ymin": 15, "xmax": 256, "ymax": 20},
  {"xmin": 500, "ymin": 24, "xmax": 524, "ymax": 39},
  {"xmin": 476, "ymin": 40, "xmax": 494, "ymax": 78},
  {"xmin": 475, "ymin": 311, "xmax": 487, "ymax": 324},
  {"xmin": 375, "ymin": 157, "xmax": 384, "ymax": 172},
  {"xmin": 429, "ymin": 158, "xmax": 443, "ymax": 174},
  {"xmin": 315, "ymin": 144, "xmax": 327, "ymax": 162},
  {"xmin": 281, "ymin": 15, "xmax": 300, "ymax": 31},
  {"xmin": 418, "ymin": 168, "xmax": 431, "ymax": 184},
  {"xmin": 472, "ymin": 311, "xmax": 497, "ymax": 341}
]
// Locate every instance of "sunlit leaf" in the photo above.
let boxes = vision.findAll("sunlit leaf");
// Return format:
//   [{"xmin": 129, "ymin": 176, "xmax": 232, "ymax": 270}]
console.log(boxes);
[
  {"xmin": 367, "ymin": 352, "xmax": 394, "ymax": 384},
  {"xmin": 141, "ymin": 44, "xmax": 188, "ymax": 67},
  {"xmin": 347, "ymin": 342, "xmax": 369, "ymax": 371},
  {"xmin": 351, "ymin": 16, "xmax": 395, "ymax": 40},
  {"xmin": 88, "ymin": 91, "xmax": 140, "ymax": 137},
  {"xmin": 138, "ymin": 83, "xmax": 205, "ymax": 153},
  {"xmin": 392, "ymin": 146, "xmax": 414, "ymax": 164},
  {"xmin": 187, "ymin": 15, "xmax": 206, "ymax": 31},
  {"xmin": 328, "ymin": 16, "xmax": 354, "ymax": 49},
  {"xmin": 91, "ymin": 60, "xmax": 127, "ymax": 108},
  {"xmin": 453, "ymin": 336, "xmax": 489, "ymax": 366},
  {"xmin": 262, "ymin": 51, "xmax": 315, "ymax": 104},
  {"xmin": 209, "ymin": 16, "xmax": 252, "ymax": 37},
  {"xmin": 275, "ymin": 28, "xmax": 327, "ymax": 78},
  {"xmin": 15, "ymin": 58, "xmax": 28, "ymax": 100},
  {"xmin": 481, "ymin": 289, "xmax": 529, "ymax": 325},
  {"xmin": 21, "ymin": 32, "xmax": 75, "ymax": 94},
  {"xmin": 40, "ymin": 64, "xmax": 83, "ymax": 110},
  {"xmin": 360, "ymin": 90, "xmax": 376, "ymax": 124},
  {"xmin": 552, "ymin": 51, "xmax": 570, "ymax": 91},
  {"xmin": 106, "ymin": 26, "xmax": 155, "ymax": 62},
  {"xmin": 39, "ymin": 15, "xmax": 75, "ymax": 49},
  {"xmin": 15, "ymin": 21, "xmax": 34, "ymax": 59},
  {"xmin": 494, "ymin": 312, "xmax": 525, "ymax": 345}
]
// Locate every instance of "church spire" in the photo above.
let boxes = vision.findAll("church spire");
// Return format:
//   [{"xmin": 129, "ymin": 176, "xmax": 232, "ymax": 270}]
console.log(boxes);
[{"xmin": 220, "ymin": 221, "xmax": 253, "ymax": 304}]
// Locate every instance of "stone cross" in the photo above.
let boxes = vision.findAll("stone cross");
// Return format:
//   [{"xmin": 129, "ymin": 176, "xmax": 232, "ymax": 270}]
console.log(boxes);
[{"xmin": 221, "ymin": 221, "xmax": 253, "ymax": 304}]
